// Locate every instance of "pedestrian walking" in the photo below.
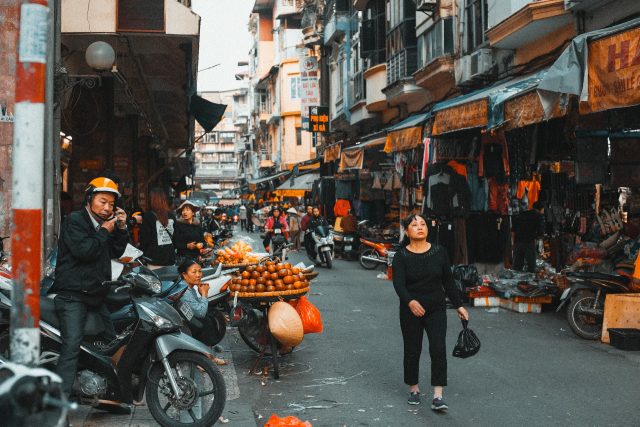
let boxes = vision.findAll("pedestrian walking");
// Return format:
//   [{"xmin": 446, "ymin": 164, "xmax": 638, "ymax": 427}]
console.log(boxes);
[
  {"xmin": 392, "ymin": 213, "xmax": 469, "ymax": 412},
  {"xmin": 511, "ymin": 201, "xmax": 545, "ymax": 272},
  {"xmin": 287, "ymin": 207, "xmax": 301, "ymax": 251},
  {"xmin": 246, "ymin": 204, "xmax": 255, "ymax": 232},
  {"xmin": 239, "ymin": 204, "xmax": 248, "ymax": 231},
  {"xmin": 140, "ymin": 188, "xmax": 176, "ymax": 267}
]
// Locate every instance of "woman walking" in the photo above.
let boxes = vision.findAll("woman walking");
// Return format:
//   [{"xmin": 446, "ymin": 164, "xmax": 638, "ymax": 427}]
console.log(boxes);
[
  {"xmin": 174, "ymin": 200, "xmax": 206, "ymax": 261},
  {"xmin": 392, "ymin": 213, "xmax": 469, "ymax": 411},
  {"xmin": 140, "ymin": 188, "xmax": 176, "ymax": 267},
  {"xmin": 286, "ymin": 207, "xmax": 301, "ymax": 251}
]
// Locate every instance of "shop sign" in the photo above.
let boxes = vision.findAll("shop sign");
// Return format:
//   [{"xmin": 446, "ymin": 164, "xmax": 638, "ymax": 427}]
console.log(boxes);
[
  {"xmin": 1, "ymin": 103, "xmax": 14, "ymax": 123},
  {"xmin": 323, "ymin": 143, "xmax": 341, "ymax": 162},
  {"xmin": 299, "ymin": 55, "xmax": 320, "ymax": 131},
  {"xmin": 432, "ymin": 99, "xmax": 488, "ymax": 136},
  {"xmin": 384, "ymin": 126, "xmax": 423, "ymax": 153},
  {"xmin": 309, "ymin": 106, "xmax": 329, "ymax": 133},
  {"xmin": 79, "ymin": 159, "xmax": 102, "ymax": 170},
  {"xmin": 583, "ymin": 26, "xmax": 640, "ymax": 114}
]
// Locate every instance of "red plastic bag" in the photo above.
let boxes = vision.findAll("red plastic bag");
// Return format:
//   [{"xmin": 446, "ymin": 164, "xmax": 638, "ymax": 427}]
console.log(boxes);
[
  {"xmin": 264, "ymin": 414, "xmax": 312, "ymax": 426},
  {"xmin": 295, "ymin": 296, "xmax": 323, "ymax": 334}
]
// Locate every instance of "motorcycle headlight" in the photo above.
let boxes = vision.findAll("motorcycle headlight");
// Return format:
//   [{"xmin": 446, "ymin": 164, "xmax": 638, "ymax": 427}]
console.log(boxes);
[
  {"xmin": 139, "ymin": 304, "xmax": 174, "ymax": 329},
  {"xmin": 139, "ymin": 274, "xmax": 162, "ymax": 294}
]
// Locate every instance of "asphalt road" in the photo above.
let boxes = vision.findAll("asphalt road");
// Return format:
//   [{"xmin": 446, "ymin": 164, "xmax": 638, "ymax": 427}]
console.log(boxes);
[
  {"xmin": 70, "ymin": 230, "xmax": 640, "ymax": 426},
  {"xmin": 228, "ymin": 232, "xmax": 640, "ymax": 427}
]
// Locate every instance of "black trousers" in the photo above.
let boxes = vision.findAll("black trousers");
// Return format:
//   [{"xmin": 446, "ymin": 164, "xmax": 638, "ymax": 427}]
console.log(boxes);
[
  {"xmin": 513, "ymin": 241, "xmax": 536, "ymax": 272},
  {"xmin": 240, "ymin": 219, "xmax": 247, "ymax": 230},
  {"xmin": 54, "ymin": 295, "xmax": 116, "ymax": 396},
  {"xmin": 399, "ymin": 305, "xmax": 448, "ymax": 387}
]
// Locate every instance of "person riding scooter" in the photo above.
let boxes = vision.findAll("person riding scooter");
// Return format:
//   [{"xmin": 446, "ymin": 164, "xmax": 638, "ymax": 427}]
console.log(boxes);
[
  {"xmin": 304, "ymin": 207, "xmax": 329, "ymax": 259},
  {"xmin": 263, "ymin": 207, "xmax": 289, "ymax": 253}
]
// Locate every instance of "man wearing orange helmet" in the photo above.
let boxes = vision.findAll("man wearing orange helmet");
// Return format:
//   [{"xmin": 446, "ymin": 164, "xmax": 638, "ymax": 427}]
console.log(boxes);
[{"xmin": 52, "ymin": 177, "xmax": 130, "ymax": 397}]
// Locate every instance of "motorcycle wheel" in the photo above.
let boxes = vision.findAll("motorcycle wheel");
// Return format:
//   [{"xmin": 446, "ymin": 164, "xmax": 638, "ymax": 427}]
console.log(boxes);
[
  {"xmin": 323, "ymin": 251, "xmax": 332, "ymax": 269},
  {"xmin": 146, "ymin": 351, "xmax": 226, "ymax": 427},
  {"xmin": 359, "ymin": 248, "xmax": 380, "ymax": 270},
  {"xmin": 567, "ymin": 291, "xmax": 603, "ymax": 340}
]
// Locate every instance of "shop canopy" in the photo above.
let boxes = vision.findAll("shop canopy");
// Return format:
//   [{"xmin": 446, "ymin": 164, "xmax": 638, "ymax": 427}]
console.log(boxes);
[
  {"xmin": 384, "ymin": 112, "xmax": 430, "ymax": 153},
  {"xmin": 431, "ymin": 71, "xmax": 548, "ymax": 135},
  {"xmin": 247, "ymin": 170, "xmax": 290, "ymax": 191},
  {"xmin": 338, "ymin": 136, "xmax": 385, "ymax": 171},
  {"xmin": 538, "ymin": 17, "xmax": 640, "ymax": 116},
  {"xmin": 323, "ymin": 143, "xmax": 341, "ymax": 162},
  {"xmin": 275, "ymin": 173, "xmax": 319, "ymax": 197}
]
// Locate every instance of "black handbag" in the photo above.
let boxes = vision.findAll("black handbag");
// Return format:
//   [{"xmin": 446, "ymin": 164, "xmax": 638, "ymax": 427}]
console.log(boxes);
[{"xmin": 452, "ymin": 320, "xmax": 480, "ymax": 359}]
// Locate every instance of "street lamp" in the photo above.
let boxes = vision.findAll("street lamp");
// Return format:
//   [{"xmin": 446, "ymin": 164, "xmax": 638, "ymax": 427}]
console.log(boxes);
[{"xmin": 85, "ymin": 41, "xmax": 116, "ymax": 72}]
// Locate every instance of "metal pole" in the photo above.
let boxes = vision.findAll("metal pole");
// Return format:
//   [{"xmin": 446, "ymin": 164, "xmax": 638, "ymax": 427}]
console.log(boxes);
[
  {"xmin": 43, "ymin": 0, "xmax": 57, "ymax": 258},
  {"xmin": 11, "ymin": 0, "xmax": 50, "ymax": 365}
]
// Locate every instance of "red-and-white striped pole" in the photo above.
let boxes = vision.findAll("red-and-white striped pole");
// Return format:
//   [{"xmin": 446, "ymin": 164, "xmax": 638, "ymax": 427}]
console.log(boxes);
[{"xmin": 11, "ymin": 0, "xmax": 50, "ymax": 365}]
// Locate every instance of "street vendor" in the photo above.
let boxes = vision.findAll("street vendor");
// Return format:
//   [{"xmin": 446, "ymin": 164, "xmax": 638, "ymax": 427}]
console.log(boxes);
[
  {"xmin": 263, "ymin": 207, "xmax": 289, "ymax": 252},
  {"xmin": 177, "ymin": 258, "xmax": 226, "ymax": 365},
  {"xmin": 174, "ymin": 201, "xmax": 206, "ymax": 261}
]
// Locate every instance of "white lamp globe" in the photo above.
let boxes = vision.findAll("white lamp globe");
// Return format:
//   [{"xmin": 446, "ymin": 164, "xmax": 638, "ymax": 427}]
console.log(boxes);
[{"xmin": 85, "ymin": 41, "xmax": 115, "ymax": 71}]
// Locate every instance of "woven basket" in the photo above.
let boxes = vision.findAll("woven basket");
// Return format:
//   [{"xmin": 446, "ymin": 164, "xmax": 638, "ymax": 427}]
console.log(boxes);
[
  {"xmin": 552, "ymin": 275, "xmax": 570, "ymax": 290},
  {"xmin": 233, "ymin": 287, "xmax": 309, "ymax": 299}
]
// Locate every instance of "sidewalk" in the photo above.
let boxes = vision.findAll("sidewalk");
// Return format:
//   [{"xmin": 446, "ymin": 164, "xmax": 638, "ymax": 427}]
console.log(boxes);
[{"xmin": 68, "ymin": 340, "xmax": 258, "ymax": 427}]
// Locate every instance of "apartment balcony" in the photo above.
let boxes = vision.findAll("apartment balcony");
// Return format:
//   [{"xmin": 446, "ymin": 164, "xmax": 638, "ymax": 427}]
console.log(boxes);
[
  {"xmin": 276, "ymin": 0, "xmax": 303, "ymax": 18},
  {"xmin": 383, "ymin": 48, "xmax": 428, "ymax": 110},
  {"xmin": 487, "ymin": 0, "xmax": 573, "ymax": 50},
  {"xmin": 195, "ymin": 168, "xmax": 239, "ymax": 179},
  {"xmin": 323, "ymin": 0, "xmax": 354, "ymax": 45},
  {"xmin": 363, "ymin": 63, "xmax": 387, "ymax": 112},
  {"xmin": 413, "ymin": 55, "xmax": 455, "ymax": 103}
]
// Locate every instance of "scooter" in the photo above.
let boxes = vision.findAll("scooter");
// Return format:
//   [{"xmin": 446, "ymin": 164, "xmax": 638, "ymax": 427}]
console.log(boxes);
[
  {"xmin": 556, "ymin": 271, "xmax": 638, "ymax": 340},
  {"xmin": 358, "ymin": 237, "xmax": 398, "ymax": 270},
  {"xmin": 0, "ymin": 360, "xmax": 76, "ymax": 427},
  {"xmin": 267, "ymin": 228, "xmax": 292, "ymax": 261},
  {"xmin": 306, "ymin": 225, "xmax": 334, "ymax": 269},
  {"xmin": 0, "ymin": 276, "xmax": 227, "ymax": 426}
]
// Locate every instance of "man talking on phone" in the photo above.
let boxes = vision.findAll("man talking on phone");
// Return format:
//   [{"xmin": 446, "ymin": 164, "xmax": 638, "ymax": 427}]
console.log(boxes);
[{"xmin": 53, "ymin": 177, "xmax": 129, "ymax": 398}]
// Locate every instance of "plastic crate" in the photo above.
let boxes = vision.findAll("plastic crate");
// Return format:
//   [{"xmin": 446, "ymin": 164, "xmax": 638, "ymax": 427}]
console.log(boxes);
[{"xmin": 607, "ymin": 328, "xmax": 640, "ymax": 351}]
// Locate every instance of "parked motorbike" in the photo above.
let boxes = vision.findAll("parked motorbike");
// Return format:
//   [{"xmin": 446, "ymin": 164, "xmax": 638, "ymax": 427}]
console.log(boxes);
[
  {"xmin": 557, "ymin": 271, "xmax": 638, "ymax": 340},
  {"xmin": 333, "ymin": 230, "xmax": 362, "ymax": 261},
  {"xmin": 0, "ymin": 275, "xmax": 227, "ymax": 426},
  {"xmin": 0, "ymin": 360, "xmax": 76, "ymax": 427},
  {"xmin": 306, "ymin": 225, "xmax": 334, "ymax": 269},
  {"xmin": 358, "ymin": 237, "xmax": 399, "ymax": 270}
]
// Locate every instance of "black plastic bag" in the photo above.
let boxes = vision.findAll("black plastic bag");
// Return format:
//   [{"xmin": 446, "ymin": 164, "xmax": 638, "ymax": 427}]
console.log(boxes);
[
  {"xmin": 452, "ymin": 265, "xmax": 480, "ymax": 289},
  {"xmin": 452, "ymin": 320, "xmax": 480, "ymax": 359}
]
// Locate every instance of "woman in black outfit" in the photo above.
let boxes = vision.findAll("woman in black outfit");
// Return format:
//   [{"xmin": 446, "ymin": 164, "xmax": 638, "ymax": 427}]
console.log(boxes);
[
  {"xmin": 174, "ymin": 201, "xmax": 206, "ymax": 261},
  {"xmin": 140, "ymin": 188, "xmax": 176, "ymax": 267},
  {"xmin": 392, "ymin": 213, "xmax": 469, "ymax": 412}
]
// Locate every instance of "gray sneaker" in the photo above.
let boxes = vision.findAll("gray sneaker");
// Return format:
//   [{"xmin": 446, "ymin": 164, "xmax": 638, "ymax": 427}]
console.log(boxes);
[
  {"xmin": 431, "ymin": 397, "xmax": 448, "ymax": 412},
  {"xmin": 408, "ymin": 392, "xmax": 420, "ymax": 405}
]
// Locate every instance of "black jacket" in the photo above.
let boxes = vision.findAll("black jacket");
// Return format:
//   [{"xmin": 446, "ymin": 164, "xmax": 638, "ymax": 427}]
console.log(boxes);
[
  {"xmin": 140, "ymin": 211, "xmax": 177, "ymax": 266},
  {"xmin": 174, "ymin": 219, "xmax": 205, "ymax": 260},
  {"xmin": 54, "ymin": 209, "xmax": 129, "ymax": 306}
]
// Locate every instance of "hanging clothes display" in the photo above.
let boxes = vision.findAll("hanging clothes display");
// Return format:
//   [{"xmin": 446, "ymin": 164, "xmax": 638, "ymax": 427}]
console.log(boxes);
[
  {"xmin": 334, "ymin": 199, "xmax": 351, "ymax": 217},
  {"xmin": 422, "ymin": 163, "xmax": 471, "ymax": 217},
  {"xmin": 478, "ymin": 131, "xmax": 510, "ymax": 179}
]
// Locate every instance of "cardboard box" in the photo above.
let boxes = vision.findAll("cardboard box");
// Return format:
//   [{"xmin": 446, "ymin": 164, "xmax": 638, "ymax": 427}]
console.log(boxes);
[
  {"xmin": 601, "ymin": 294, "xmax": 640, "ymax": 344},
  {"xmin": 472, "ymin": 297, "xmax": 501, "ymax": 307}
]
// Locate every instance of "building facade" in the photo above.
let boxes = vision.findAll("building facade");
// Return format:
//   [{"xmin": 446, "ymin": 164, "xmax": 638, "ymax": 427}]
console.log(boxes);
[
  {"xmin": 248, "ymin": 0, "xmax": 317, "ymax": 180},
  {"xmin": 194, "ymin": 89, "xmax": 249, "ymax": 195}
]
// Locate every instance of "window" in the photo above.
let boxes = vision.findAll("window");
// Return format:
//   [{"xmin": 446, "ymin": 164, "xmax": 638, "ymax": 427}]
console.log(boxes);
[
  {"xmin": 417, "ymin": 18, "xmax": 454, "ymax": 68},
  {"xmin": 290, "ymin": 77, "xmax": 301, "ymax": 99},
  {"xmin": 465, "ymin": 0, "xmax": 488, "ymax": 52},
  {"xmin": 296, "ymin": 127, "xmax": 302, "ymax": 146},
  {"xmin": 361, "ymin": 0, "xmax": 386, "ymax": 66}
]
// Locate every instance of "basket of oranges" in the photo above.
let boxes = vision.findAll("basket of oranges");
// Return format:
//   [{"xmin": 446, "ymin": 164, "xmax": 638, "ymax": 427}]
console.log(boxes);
[{"xmin": 228, "ymin": 260, "xmax": 310, "ymax": 298}]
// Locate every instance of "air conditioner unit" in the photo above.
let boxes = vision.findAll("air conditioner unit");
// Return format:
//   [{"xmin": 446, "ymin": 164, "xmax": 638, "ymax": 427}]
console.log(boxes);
[
  {"xmin": 456, "ymin": 55, "xmax": 471, "ymax": 85},
  {"xmin": 469, "ymin": 48, "xmax": 493, "ymax": 78},
  {"xmin": 417, "ymin": 0, "xmax": 438, "ymax": 12}
]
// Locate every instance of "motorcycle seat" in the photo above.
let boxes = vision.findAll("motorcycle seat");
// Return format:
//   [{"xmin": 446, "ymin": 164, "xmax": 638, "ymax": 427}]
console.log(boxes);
[
  {"xmin": 105, "ymin": 288, "xmax": 130, "ymax": 312},
  {"xmin": 153, "ymin": 265, "xmax": 179, "ymax": 281},
  {"xmin": 40, "ymin": 297, "xmax": 106, "ymax": 336},
  {"xmin": 568, "ymin": 271, "xmax": 631, "ymax": 284}
]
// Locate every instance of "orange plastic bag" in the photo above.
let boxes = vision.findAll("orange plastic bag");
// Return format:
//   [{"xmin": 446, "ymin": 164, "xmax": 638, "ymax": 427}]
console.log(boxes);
[
  {"xmin": 264, "ymin": 414, "xmax": 312, "ymax": 426},
  {"xmin": 295, "ymin": 296, "xmax": 323, "ymax": 334}
]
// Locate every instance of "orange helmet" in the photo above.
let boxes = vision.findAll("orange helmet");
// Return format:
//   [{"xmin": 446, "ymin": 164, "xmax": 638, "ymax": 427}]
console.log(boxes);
[{"xmin": 85, "ymin": 177, "xmax": 121, "ymax": 199}]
